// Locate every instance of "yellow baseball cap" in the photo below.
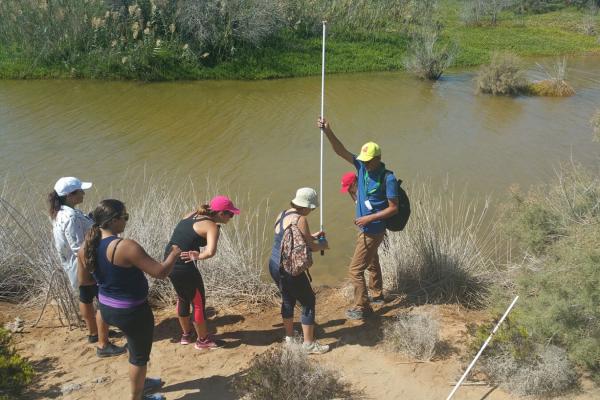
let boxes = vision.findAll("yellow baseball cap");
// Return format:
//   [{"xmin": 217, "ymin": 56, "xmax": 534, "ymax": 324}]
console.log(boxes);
[{"xmin": 356, "ymin": 142, "xmax": 381, "ymax": 162}]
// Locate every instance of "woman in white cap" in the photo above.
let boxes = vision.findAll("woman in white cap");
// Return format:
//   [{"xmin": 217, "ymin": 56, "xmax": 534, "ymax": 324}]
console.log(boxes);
[
  {"xmin": 268, "ymin": 187, "xmax": 330, "ymax": 354},
  {"xmin": 48, "ymin": 177, "xmax": 125, "ymax": 357}
]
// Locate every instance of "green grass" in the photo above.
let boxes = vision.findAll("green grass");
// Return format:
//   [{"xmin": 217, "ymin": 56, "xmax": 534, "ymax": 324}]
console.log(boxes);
[{"xmin": 0, "ymin": 1, "xmax": 599, "ymax": 80}]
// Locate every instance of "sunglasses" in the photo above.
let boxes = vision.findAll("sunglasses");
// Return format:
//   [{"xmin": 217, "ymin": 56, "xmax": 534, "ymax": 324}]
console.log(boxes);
[
  {"xmin": 222, "ymin": 210, "xmax": 234, "ymax": 218},
  {"xmin": 120, "ymin": 213, "xmax": 129, "ymax": 221}
]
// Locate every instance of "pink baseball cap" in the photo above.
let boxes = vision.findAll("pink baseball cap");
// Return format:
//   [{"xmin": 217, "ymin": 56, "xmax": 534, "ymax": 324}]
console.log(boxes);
[
  {"xmin": 209, "ymin": 195, "xmax": 240, "ymax": 214},
  {"xmin": 340, "ymin": 172, "xmax": 357, "ymax": 193}
]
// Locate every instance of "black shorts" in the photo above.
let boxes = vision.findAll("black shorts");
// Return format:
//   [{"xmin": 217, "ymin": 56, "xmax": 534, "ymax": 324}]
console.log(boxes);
[
  {"xmin": 99, "ymin": 302, "xmax": 154, "ymax": 366},
  {"xmin": 79, "ymin": 284, "xmax": 99, "ymax": 304}
]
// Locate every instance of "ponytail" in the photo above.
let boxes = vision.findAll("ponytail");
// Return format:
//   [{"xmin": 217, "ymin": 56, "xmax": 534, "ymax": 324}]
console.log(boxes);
[
  {"xmin": 47, "ymin": 190, "xmax": 66, "ymax": 219},
  {"xmin": 195, "ymin": 204, "xmax": 218, "ymax": 217},
  {"xmin": 82, "ymin": 199, "xmax": 126, "ymax": 273},
  {"xmin": 83, "ymin": 225, "xmax": 102, "ymax": 273}
]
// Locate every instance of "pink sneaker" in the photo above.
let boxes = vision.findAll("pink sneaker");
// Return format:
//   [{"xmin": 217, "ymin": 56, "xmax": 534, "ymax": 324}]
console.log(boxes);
[
  {"xmin": 180, "ymin": 332, "xmax": 193, "ymax": 345},
  {"xmin": 194, "ymin": 335, "xmax": 222, "ymax": 350}
]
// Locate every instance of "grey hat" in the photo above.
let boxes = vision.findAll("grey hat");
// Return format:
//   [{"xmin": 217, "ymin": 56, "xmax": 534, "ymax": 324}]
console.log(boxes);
[{"xmin": 291, "ymin": 187, "xmax": 319, "ymax": 209}]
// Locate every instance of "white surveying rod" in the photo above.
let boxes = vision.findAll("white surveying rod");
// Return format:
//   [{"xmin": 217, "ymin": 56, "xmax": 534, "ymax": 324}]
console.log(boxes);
[
  {"xmin": 446, "ymin": 295, "xmax": 519, "ymax": 400},
  {"xmin": 319, "ymin": 21, "xmax": 327, "ymax": 255}
]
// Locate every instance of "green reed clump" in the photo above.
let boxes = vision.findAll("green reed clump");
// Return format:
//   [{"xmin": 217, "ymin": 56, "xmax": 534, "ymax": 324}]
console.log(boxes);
[
  {"xmin": 476, "ymin": 52, "xmax": 530, "ymax": 96},
  {"xmin": 0, "ymin": 0, "xmax": 196, "ymax": 80},
  {"xmin": 528, "ymin": 57, "xmax": 575, "ymax": 97},
  {"xmin": 235, "ymin": 343, "xmax": 359, "ymax": 400},
  {"xmin": 0, "ymin": 328, "xmax": 34, "ymax": 398},
  {"xmin": 379, "ymin": 184, "xmax": 497, "ymax": 308}
]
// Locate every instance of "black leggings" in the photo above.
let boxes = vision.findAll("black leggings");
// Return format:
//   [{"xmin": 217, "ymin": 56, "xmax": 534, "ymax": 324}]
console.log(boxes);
[
  {"xmin": 99, "ymin": 302, "xmax": 154, "ymax": 366},
  {"xmin": 169, "ymin": 265, "xmax": 206, "ymax": 324}
]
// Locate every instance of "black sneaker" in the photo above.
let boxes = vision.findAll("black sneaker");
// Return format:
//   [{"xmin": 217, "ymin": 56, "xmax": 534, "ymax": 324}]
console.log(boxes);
[
  {"xmin": 96, "ymin": 342, "xmax": 127, "ymax": 358},
  {"xmin": 88, "ymin": 329, "xmax": 121, "ymax": 343}
]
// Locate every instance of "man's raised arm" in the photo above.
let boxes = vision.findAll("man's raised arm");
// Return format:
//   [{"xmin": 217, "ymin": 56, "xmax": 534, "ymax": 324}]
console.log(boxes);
[{"xmin": 318, "ymin": 118, "xmax": 354, "ymax": 165}]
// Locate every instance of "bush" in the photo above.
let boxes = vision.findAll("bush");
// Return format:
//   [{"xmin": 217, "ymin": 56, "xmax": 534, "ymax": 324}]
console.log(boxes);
[
  {"xmin": 461, "ymin": 0, "xmax": 513, "ymax": 26},
  {"xmin": 177, "ymin": 0, "xmax": 286, "ymax": 60},
  {"xmin": 235, "ymin": 343, "xmax": 358, "ymax": 400},
  {"xmin": 476, "ymin": 52, "xmax": 529, "ymax": 96},
  {"xmin": 379, "ymin": 184, "xmax": 496, "ymax": 307},
  {"xmin": 469, "ymin": 318, "xmax": 577, "ymax": 396},
  {"xmin": 0, "ymin": 0, "xmax": 196, "ymax": 80},
  {"xmin": 481, "ymin": 344, "xmax": 578, "ymax": 396},
  {"xmin": 0, "ymin": 328, "xmax": 34, "ymax": 398},
  {"xmin": 283, "ymin": 0, "xmax": 405, "ymax": 37},
  {"xmin": 501, "ymin": 164, "xmax": 600, "ymax": 255},
  {"xmin": 499, "ymin": 163, "xmax": 600, "ymax": 382},
  {"xmin": 529, "ymin": 58, "xmax": 575, "ymax": 97},
  {"xmin": 382, "ymin": 312, "xmax": 439, "ymax": 361},
  {"xmin": 404, "ymin": 28, "xmax": 455, "ymax": 80},
  {"xmin": 0, "ymin": 174, "xmax": 277, "ymax": 311}
]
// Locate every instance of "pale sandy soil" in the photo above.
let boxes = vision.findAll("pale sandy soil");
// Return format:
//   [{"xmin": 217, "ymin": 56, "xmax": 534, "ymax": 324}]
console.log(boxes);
[{"xmin": 2, "ymin": 288, "xmax": 598, "ymax": 400}]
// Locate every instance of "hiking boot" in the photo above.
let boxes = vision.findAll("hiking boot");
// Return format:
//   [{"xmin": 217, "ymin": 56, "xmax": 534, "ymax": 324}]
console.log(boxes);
[
  {"xmin": 180, "ymin": 332, "xmax": 193, "ymax": 345},
  {"xmin": 369, "ymin": 295, "xmax": 385, "ymax": 306},
  {"xmin": 302, "ymin": 341, "xmax": 330, "ymax": 355},
  {"xmin": 143, "ymin": 377, "xmax": 164, "ymax": 393},
  {"xmin": 142, "ymin": 393, "xmax": 165, "ymax": 400},
  {"xmin": 194, "ymin": 335, "xmax": 223, "ymax": 350},
  {"xmin": 96, "ymin": 342, "xmax": 127, "ymax": 358}
]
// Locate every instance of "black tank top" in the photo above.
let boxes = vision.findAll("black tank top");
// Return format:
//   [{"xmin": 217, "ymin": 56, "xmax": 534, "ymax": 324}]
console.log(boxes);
[{"xmin": 165, "ymin": 216, "xmax": 211, "ymax": 265}]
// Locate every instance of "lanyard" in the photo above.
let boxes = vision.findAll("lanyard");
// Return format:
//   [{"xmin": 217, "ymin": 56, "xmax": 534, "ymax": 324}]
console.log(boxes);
[{"xmin": 363, "ymin": 169, "xmax": 382, "ymax": 197}]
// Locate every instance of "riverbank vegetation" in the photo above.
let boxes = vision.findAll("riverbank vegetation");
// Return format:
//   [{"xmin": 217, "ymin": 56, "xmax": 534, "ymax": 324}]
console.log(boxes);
[
  {"xmin": 0, "ymin": 0, "xmax": 599, "ymax": 81},
  {"xmin": 0, "ymin": 327, "xmax": 34, "ymax": 400},
  {"xmin": 480, "ymin": 162, "xmax": 600, "ymax": 391}
]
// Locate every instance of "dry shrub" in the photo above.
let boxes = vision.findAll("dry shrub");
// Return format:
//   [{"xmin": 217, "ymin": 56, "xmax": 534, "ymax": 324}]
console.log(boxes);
[
  {"xmin": 404, "ymin": 28, "xmax": 456, "ymax": 81},
  {"xmin": 480, "ymin": 344, "xmax": 578, "ymax": 396},
  {"xmin": 177, "ymin": 0, "xmax": 286, "ymax": 57},
  {"xmin": 383, "ymin": 312, "xmax": 439, "ymax": 361},
  {"xmin": 476, "ymin": 52, "xmax": 529, "ymax": 96},
  {"xmin": 591, "ymin": 108, "xmax": 600, "ymax": 141},
  {"xmin": 235, "ymin": 343, "xmax": 360, "ymax": 400},
  {"xmin": 528, "ymin": 58, "xmax": 575, "ymax": 97},
  {"xmin": 339, "ymin": 279, "xmax": 354, "ymax": 302},
  {"xmin": 380, "ymin": 184, "xmax": 497, "ymax": 307},
  {"xmin": 0, "ymin": 173, "xmax": 276, "ymax": 318}
]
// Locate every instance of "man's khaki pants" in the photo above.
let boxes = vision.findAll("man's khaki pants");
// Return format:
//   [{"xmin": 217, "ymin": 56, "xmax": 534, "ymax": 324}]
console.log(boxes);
[{"xmin": 348, "ymin": 231, "xmax": 385, "ymax": 311}]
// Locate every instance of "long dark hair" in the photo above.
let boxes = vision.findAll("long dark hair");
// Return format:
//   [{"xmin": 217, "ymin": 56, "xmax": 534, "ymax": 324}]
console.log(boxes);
[
  {"xmin": 47, "ymin": 190, "xmax": 67, "ymax": 220},
  {"xmin": 83, "ymin": 199, "xmax": 126, "ymax": 273}
]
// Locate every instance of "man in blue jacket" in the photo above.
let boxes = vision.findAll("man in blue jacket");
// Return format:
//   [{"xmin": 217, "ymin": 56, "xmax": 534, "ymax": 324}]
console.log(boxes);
[{"xmin": 319, "ymin": 118, "xmax": 399, "ymax": 320}]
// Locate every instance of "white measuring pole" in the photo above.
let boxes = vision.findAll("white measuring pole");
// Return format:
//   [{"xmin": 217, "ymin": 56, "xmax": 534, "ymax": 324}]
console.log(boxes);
[
  {"xmin": 320, "ymin": 21, "xmax": 327, "ymax": 237},
  {"xmin": 446, "ymin": 295, "xmax": 519, "ymax": 400}
]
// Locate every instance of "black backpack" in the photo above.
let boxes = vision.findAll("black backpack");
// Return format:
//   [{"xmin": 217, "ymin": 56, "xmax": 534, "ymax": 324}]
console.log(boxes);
[{"xmin": 381, "ymin": 171, "xmax": 411, "ymax": 232}]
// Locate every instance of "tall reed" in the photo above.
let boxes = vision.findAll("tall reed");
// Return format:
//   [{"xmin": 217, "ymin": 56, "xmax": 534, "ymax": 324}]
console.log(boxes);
[
  {"xmin": 0, "ymin": 174, "xmax": 277, "ymax": 319},
  {"xmin": 379, "ymin": 183, "xmax": 497, "ymax": 307}
]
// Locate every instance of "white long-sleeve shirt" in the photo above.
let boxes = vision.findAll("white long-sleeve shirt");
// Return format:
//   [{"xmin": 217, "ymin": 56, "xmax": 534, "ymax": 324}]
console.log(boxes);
[{"xmin": 52, "ymin": 205, "xmax": 93, "ymax": 289}]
